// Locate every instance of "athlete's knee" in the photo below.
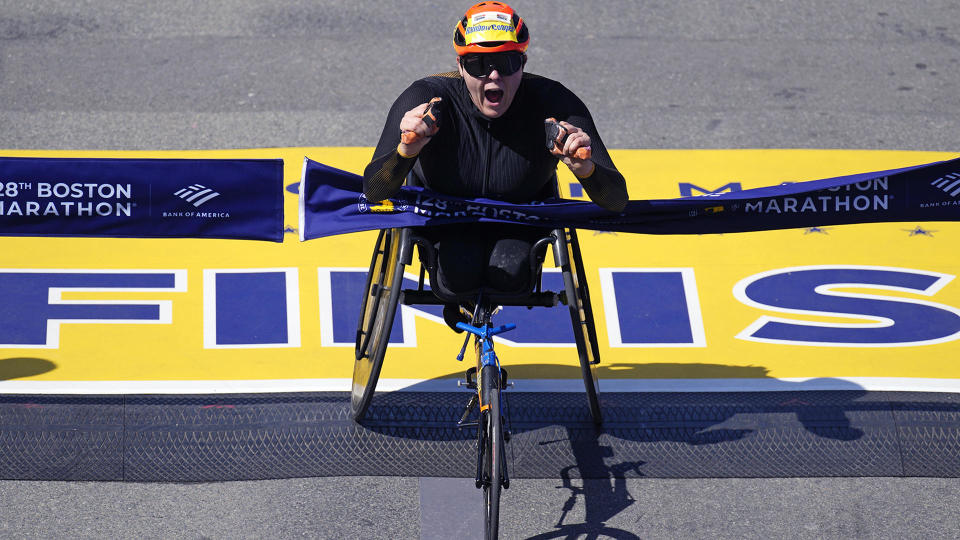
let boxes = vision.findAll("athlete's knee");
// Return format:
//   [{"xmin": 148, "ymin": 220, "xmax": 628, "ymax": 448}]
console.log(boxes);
[
  {"xmin": 486, "ymin": 238, "xmax": 533, "ymax": 291},
  {"xmin": 437, "ymin": 239, "xmax": 485, "ymax": 293}
]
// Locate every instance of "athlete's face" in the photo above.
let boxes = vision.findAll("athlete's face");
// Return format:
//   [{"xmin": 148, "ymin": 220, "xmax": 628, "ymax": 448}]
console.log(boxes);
[{"xmin": 458, "ymin": 54, "xmax": 523, "ymax": 118}]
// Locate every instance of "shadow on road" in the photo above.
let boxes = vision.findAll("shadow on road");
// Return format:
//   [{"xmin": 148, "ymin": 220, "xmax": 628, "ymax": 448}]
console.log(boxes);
[{"xmin": 364, "ymin": 361, "xmax": 869, "ymax": 535}]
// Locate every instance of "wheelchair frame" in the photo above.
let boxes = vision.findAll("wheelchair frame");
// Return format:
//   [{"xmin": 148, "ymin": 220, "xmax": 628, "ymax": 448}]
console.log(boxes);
[{"xmin": 351, "ymin": 226, "xmax": 603, "ymax": 424}]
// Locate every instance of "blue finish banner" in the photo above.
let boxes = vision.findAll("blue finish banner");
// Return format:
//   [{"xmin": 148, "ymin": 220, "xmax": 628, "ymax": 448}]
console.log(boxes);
[
  {"xmin": 299, "ymin": 157, "xmax": 960, "ymax": 240},
  {"xmin": 0, "ymin": 157, "xmax": 284, "ymax": 241}
]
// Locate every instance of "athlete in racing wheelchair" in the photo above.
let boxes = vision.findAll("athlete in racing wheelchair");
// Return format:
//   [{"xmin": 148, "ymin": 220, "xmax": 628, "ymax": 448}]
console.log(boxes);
[{"xmin": 351, "ymin": 1, "xmax": 628, "ymax": 424}]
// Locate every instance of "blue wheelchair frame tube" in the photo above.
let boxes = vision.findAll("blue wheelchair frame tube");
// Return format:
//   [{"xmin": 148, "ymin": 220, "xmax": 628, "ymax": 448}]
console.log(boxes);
[{"xmin": 456, "ymin": 322, "xmax": 516, "ymax": 368}]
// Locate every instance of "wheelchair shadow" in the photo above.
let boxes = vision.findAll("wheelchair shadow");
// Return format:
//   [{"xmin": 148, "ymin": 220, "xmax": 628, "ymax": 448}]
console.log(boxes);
[
  {"xmin": 364, "ymin": 362, "xmax": 868, "ymax": 537},
  {"xmin": 376, "ymin": 362, "xmax": 867, "ymax": 443},
  {"xmin": 0, "ymin": 357, "xmax": 56, "ymax": 380},
  {"xmin": 510, "ymin": 362, "xmax": 867, "ymax": 442}
]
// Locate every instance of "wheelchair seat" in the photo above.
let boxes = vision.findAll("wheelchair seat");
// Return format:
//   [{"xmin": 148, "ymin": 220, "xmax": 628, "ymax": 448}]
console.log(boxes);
[{"xmin": 400, "ymin": 227, "xmax": 561, "ymax": 308}]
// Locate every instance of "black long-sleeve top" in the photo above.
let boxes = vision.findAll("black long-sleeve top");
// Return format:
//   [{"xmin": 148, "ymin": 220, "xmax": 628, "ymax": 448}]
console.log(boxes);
[{"xmin": 363, "ymin": 71, "xmax": 628, "ymax": 212}]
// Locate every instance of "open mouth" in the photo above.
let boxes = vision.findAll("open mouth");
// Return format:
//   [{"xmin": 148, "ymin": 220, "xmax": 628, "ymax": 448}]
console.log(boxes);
[{"xmin": 484, "ymin": 88, "xmax": 504, "ymax": 104}]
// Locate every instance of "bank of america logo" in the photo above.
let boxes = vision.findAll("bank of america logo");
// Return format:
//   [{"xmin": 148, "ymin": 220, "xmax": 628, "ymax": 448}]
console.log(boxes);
[
  {"xmin": 174, "ymin": 184, "xmax": 220, "ymax": 206},
  {"xmin": 931, "ymin": 173, "xmax": 960, "ymax": 197}
]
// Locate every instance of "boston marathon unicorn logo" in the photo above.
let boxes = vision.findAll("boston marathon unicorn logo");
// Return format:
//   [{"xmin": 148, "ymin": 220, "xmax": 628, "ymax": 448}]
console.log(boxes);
[{"xmin": 357, "ymin": 194, "xmax": 409, "ymax": 214}]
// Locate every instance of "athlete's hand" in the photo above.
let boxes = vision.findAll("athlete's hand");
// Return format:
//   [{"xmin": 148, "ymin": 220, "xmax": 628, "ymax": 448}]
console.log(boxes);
[
  {"xmin": 549, "ymin": 119, "xmax": 595, "ymax": 178},
  {"xmin": 398, "ymin": 98, "xmax": 441, "ymax": 156}
]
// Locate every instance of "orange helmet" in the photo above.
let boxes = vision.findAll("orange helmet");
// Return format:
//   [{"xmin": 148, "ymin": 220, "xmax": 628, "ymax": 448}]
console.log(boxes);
[{"xmin": 453, "ymin": 2, "xmax": 529, "ymax": 55}]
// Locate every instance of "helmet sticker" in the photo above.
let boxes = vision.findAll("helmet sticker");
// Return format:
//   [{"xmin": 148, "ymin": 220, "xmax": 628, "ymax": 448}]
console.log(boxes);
[
  {"xmin": 471, "ymin": 11, "xmax": 511, "ymax": 24},
  {"xmin": 464, "ymin": 11, "xmax": 518, "ymax": 44}
]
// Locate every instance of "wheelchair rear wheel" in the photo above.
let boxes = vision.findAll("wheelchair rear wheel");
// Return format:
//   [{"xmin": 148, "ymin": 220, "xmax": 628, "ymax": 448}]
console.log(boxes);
[
  {"xmin": 562, "ymin": 229, "xmax": 603, "ymax": 425},
  {"xmin": 352, "ymin": 228, "xmax": 404, "ymax": 421}
]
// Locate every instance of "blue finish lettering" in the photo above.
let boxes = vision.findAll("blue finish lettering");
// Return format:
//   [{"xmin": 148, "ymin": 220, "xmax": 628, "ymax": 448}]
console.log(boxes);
[
  {"xmin": 736, "ymin": 266, "xmax": 960, "ymax": 346},
  {"xmin": 213, "ymin": 272, "xmax": 291, "ymax": 346},
  {"xmin": 603, "ymin": 270, "xmax": 704, "ymax": 346},
  {"xmin": 325, "ymin": 270, "xmax": 573, "ymax": 346},
  {"xmin": 0, "ymin": 271, "xmax": 180, "ymax": 347}
]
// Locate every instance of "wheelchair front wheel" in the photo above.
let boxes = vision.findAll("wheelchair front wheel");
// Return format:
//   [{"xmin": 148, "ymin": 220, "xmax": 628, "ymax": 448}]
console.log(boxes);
[{"xmin": 481, "ymin": 366, "xmax": 504, "ymax": 539}]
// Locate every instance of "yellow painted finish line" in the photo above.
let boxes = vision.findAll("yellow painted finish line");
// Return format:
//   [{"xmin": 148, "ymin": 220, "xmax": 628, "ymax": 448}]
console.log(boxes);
[{"xmin": 0, "ymin": 148, "xmax": 958, "ymax": 393}]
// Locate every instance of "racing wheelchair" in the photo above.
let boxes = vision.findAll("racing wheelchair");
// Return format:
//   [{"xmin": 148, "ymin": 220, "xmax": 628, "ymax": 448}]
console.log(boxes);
[{"xmin": 350, "ymin": 224, "xmax": 604, "ymax": 425}]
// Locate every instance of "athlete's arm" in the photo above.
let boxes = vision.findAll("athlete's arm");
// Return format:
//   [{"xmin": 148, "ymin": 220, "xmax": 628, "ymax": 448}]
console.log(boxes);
[
  {"xmin": 549, "ymin": 88, "xmax": 629, "ymax": 212},
  {"xmin": 363, "ymin": 82, "xmax": 440, "ymax": 201},
  {"xmin": 574, "ymin": 163, "xmax": 628, "ymax": 212},
  {"xmin": 560, "ymin": 119, "xmax": 628, "ymax": 212}
]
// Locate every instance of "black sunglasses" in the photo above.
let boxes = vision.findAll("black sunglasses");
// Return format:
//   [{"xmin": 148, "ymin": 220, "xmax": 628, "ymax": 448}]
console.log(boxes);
[{"xmin": 459, "ymin": 52, "xmax": 525, "ymax": 78}]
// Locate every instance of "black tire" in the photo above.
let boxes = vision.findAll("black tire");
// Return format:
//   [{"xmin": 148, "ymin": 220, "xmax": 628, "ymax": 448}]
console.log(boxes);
[
  {"xmin": 481, "ymin": 366, "xmax": 503, "ymax": 540},
  {"xmin": 351, "ymin": 228, "xmax": 404, "ymax": 421},
  {"xmin": 564, "ymin": 229, "xmax": 603, "ymax": 425}
]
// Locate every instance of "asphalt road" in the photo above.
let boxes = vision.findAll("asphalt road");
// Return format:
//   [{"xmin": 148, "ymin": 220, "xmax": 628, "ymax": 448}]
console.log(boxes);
[
  {"xmin": 2, "ymin": 0, "xmax": 959, "ymax": 151},
  {"xmin": 2, "ymin": 1, "xmax": 960, "ymax": 538}
]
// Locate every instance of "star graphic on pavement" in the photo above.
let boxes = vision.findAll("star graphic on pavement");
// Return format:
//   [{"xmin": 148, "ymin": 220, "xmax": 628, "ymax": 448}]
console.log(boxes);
[
  {"xmin": 903, "ymin": 226, "xmax": 936, "ymax": 237},
  {"xmin": 803, "ymin": 227, "xmax": 831, "ymax": 235}
]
